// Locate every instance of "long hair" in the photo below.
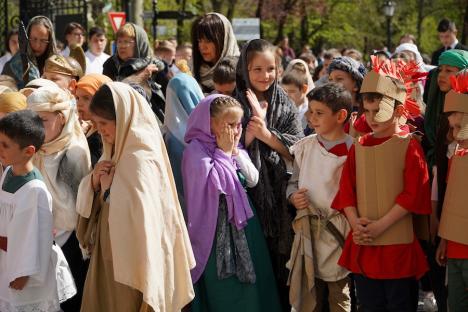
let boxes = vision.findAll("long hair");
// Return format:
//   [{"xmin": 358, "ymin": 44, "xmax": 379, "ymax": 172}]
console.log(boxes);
[{"xmin": 191, "ymin": 14, "xmax": 225, "ymax": 82}]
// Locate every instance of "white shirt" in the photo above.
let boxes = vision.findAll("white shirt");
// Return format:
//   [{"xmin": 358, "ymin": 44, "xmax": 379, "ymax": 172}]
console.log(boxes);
[
  {"xmin": 85, "ymin": 50, "xmax": 110, "ymax": 74},
  {"xmin": 0, "ymin": 52, "xmax": 12, "ymax": 74},
  {"xmin": 450, "ymin": 39, "xmax": 459, "ymax": 50},
  {"xmin": 61, "ymin": 46, "xmax": 70, "ymax": 57}
]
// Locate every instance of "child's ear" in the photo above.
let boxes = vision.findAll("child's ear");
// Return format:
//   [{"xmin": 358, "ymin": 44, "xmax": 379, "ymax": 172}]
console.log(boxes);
[
  {"xmin": 394, "ymin": 104, "xmax": 404, "ymax": 117},
  {"xmin": 69, "ymin": 79, "xmax": 77, "ymax": 93},
  {"xmin": 24, "ymin": 145, "xmax": 36, "ymax": 157},
  {"xmin": 301, "ymin": 84, "xmax": 308, "ymax": 95},
  {"xmin": 337, "ymin": 109, "xmax": 348, "ymax": 123}
]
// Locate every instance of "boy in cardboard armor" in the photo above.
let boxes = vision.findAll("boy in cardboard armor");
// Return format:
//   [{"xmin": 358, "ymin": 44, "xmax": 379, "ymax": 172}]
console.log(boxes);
[
  {"xmin": 436, "ymin": 69, "xmax": 468, "ymax": 312},
  {"xmin": 332, "ymin": 56, "xmax": 431, "ymax": 311}
]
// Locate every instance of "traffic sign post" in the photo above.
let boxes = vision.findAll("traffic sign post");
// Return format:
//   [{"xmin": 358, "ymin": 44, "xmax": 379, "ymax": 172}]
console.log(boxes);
[{"xmin": 108, "ymin": 12, "xmax": 126, "ymax": 33}]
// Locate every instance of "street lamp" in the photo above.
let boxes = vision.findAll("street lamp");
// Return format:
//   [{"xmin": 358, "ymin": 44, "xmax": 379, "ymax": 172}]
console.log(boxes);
[{"xmin": 382, "ymin": 1, "xmax": 396, "ymax": 51}]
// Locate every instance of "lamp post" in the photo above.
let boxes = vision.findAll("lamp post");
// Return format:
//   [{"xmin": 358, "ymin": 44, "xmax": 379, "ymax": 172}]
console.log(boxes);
[
  {"xmin": 152, "ymin": 0, "xmax": 158, "ymax": 40},
  {"xmin": 382, "ymin": 1, "xmax": 396, "ymax": 51}
]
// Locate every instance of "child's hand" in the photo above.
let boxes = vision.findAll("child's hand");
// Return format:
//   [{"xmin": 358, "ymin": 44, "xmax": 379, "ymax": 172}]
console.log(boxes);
[
  {"xmin": 360, "ymin": 218, "xmax": 386, "ymax": 242},
  {"xmin": 290, "ymin": 188, "xmax": 309, "ymax": 210},
  {"xmin": 10, "ymin": 276, "xmax": 29, "ymax": 290},
  {"xmin": 92, "ymin": 161, "xmax": 113, "ymax": 191},
  {"xmin": 246, "ymin": 89, "xmax": 268, "ymax": 120},
  {"xmin": 247, "ymin": 116, "xmax": 271, "ymax": 142},
  {"xmin": 100, "ymin": 166, "xmax": 115, "ymax": 194},
  {"xmin": 232, "ymin": 125, "xmax": 243, "ymax": 156},
  {"xmin": 216, "ymin": 124, "xmax": 235, "ymax": 156},
  {"xmin": 352, "ymin": 217, "xmax": 373, "ymax": 245},
  {"xmin": 436, "ymin": 239, "xmax": 447, "ymax": 266}
]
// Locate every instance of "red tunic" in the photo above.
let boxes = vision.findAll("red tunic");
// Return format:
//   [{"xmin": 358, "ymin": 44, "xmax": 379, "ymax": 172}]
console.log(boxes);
[
  {"xmin": 446, "ymin": 148, "xmax": 468, "ymax": 259},
  {"xmin": 331, "ymin": 133, "xmax": 431, "ymax": 279}
]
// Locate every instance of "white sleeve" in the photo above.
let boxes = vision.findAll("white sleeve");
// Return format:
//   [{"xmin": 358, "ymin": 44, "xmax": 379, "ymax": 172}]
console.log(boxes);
[
  {"xmin": 7, "ymin": 184, "xmax": 53, "ymax": 286},
  {"xmin": 234, "ymin": 150, "xmax": 259, "ymax": 188}
]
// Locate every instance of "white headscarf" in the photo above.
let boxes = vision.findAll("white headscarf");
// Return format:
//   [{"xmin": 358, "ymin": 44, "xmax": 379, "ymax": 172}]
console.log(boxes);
[{"xmin": 284, "ymin": 59, "xmax": 315, "ymax": 92}]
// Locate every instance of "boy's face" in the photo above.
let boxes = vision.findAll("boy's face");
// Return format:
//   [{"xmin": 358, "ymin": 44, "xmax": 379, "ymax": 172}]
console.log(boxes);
[
  {"xmin": 37, "ymin": 111, "xmax": 65, "ymax": 143},
  {"xmin": 76, "ymin": 88, "xmax": 93, "ymax": 122},
  {"xmin": 307, "ymin": 100, "xmax": 346, "ymax": 136},
  {"xmin": 439, "ymin": 30, "xmax": 457, "ymax": 48},
  {"xmin": 363, "ymin": 97, "xmax": 397, "ymax": 135},
  {"xmin": 214, "ymin": 82, "xmax": 236, "ymax": 96},
  {"xmin": 329, "ymin": 70, "xmax": 358, "ymax": 95},
  {"xmin": 448, "ymin": 112, "xmax": 468, "ymax": 148},
  {"xmin": 282, "ymin": 83, "xmax": 306, "ymax": 107},
  {"xmin": 438, "ymin": 65, "xmax": 460, "ymax": 92},
  {"xmin": 0, "ymin": 132, "xmax": 32, "ymax": 167},
  {"xmin": 89, "ymin": 34, "xmax": 107, "ymax": 55},
  {"xmin": 42, "ymin": 71, "xmax": 75, "ymax": 92}
]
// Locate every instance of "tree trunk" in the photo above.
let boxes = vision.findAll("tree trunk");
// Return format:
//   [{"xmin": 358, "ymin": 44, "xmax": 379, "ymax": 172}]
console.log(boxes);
[
  {"xmin": 226, "ymin": 0, "xmax": 237, "ymax": 21},
  {"xmin": 211, "ymin": 0, "xmax": 223, "ymax": 13},
  {"xmin": 256, "ymin": 0, "xmax": 264, "ymax": 38},
  {"xmin": 177, "ymin": 0, "xmax": 187, "ymax": 43},
  {"xmin": 131, "ymin": 0, "xmax": 144, "ymax": 27},
  {"xmin": 275, "ymin": 15, "xmax": 287, "ymax": 44},
  {"xmin": 300, "ymin": 1, "xmax": 308, "ymax": 45},
  {"xmin": 462, "ymin": 1, "xmax": 468, "ymax": 45},
  {"xmin": 416, "ymin": 0, "xmax": 424, "ymax": 45}
]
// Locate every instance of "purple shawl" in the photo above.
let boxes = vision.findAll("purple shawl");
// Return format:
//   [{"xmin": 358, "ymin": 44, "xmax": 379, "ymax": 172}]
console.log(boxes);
[{"xmin": 182, "ymin": 94, "xmax": 254, "ymax": 283}]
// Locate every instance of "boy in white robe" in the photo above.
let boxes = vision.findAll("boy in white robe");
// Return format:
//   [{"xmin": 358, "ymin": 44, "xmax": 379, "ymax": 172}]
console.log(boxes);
[
  {"xmin": 287, "ymin": 83, "xmax": 353, "ymax": 312},
  {"xmin": 0, "ymin": 110, "xmax": 75, "ymax": 312}
]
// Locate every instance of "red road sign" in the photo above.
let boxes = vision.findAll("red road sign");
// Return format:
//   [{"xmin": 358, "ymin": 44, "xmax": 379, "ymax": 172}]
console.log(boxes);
[{"xmin": 108, "ymin": 12, "xmax": 126, "ymax": 33}]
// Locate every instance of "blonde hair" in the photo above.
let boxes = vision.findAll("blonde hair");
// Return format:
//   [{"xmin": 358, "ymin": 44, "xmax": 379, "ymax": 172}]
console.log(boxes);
[
  {"xmin": 116, "ymin": 23, "xmax": 135, "ymax": 38},
  {"xmin": 0, "ymin": 92, "xmax": 27, "ymax": 114},
  {"xmin": 210, "ymin": 96, "xmax": 243, "ymax": 118}
]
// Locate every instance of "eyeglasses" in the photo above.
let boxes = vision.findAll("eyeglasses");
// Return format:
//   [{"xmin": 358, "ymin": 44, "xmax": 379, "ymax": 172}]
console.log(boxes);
[
  {"xmin": 29, "ymin": 38, "xmax": 49, "ymax": 45},
  {"xmin": 116, "ymin": 40, "xmax": 135, "ymax": 47},
  {"xmin": 72, "ymin": 32, "xmax": 84, "ymax": 37}
]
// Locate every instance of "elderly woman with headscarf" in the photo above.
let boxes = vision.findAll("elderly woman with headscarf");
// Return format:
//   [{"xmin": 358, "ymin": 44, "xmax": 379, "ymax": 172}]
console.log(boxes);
[
  {"xmin": 191, "ymin": 13, "xmax": 240, "ymax": 93},
  {"xmin": 27, "ymin": 85, "xmax": 92, "ymax": 311},
  {"xmin": 76, "ymin": 73, "xmax": 112, "ymax": 167},
  {"xmin": 2, "ymin": 16, "xmax": 58, "ymax": 89},
  {"xmin": 103, "ymin": 23, "xmax": 166, "ymax": 123},
  {"xmin": 76, "ymin": 82, "xmax": 195, "ymax": 312}
]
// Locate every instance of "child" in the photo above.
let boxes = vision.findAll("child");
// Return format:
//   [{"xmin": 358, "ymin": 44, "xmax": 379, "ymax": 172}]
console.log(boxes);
[
  {"xmin": 182, "ymin": 94, "xmax": 281, "ymax": 311},
  {"xmin": 331, "ymin": 57, "xmax": 431, "ymax": 311},
  {"xmin": 234, "ymin": 38, "xmax": 303, "ymax": 309},
  {"xmin": 27, "ymin": 85, "xmax": 91, "ymax": 311},
  {"xmin": 0, "ymin": 110, "xmax": 75, "ymax": 311},
  {"xmin": 42, "ymin": 54, "xmax": 81, "ymax": 93},
  {"xmin": 85, "ymin": 27, "xmax": 110, "ymax": 75},
  {"xmin": 287, "ymin": 83, "xmax": 353, "ymax": 311},
  {"xmin": 282, "ymin": 59, "xmax": 314, "ymax": 130},
  {"xmin": 213, "ymin": 56, "xmax": 237, "ymax": 96},
  {"xmin": 436, "ymin": 69, "xmax": 468, "ymax": 312},
  {"xmin": 75, "ymin": 73, "xmax": 112, "ymax": 167}
]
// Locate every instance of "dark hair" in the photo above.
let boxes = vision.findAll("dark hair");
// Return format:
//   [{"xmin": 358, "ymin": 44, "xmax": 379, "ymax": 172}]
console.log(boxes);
[
  {"xmin": 88, "ymin": 26, "xmax": 105, "ymax": 40},
  {"xmin": 312, "ymin": 63, "xmax": 323, "ymax": 82},
  {"xmin": 0, "ymin": 110, "xmax": 45, "ymax": 150},
  {"xmin": 307, "ymin": 82, "xmax": 353, "ymax": 123},
  {"xmin": 244, "ymin": 39, "xmax": 276, "ymax": 70},
  {"xmin": 89, "ymin": 84, "xmax": 116, "ymax": 121},
  {"xmin": 210, "ymin": 96, "xmax": 243, "ymax": 118},
  {"xmin": 282, "ymin": 68, "xmax": 308, "ymax": 89},
  {"xmin": 213, "ymin": 57, "xmax": 237, "ymax": 84},
  {"xmin": 192, "ymin": 14, "xmax": 225, "ymax": 82},
  {"xmin": 64, "ymin": 22, "xmax": 85, "ymax": 37},
  {"xmin": 361, "ymin": 92, "xmax": 383, "ymax": 102},
  {"xmin": 5, "ymin": 29, "xmax": 18, "ymax": 53},
  {"xmin": 323, "ymin": 49, "xmax": 341, "ymax": 60},
  {"xmin": 299, "ymin": 52, "xmax": 316, "ymax": 65},
  {"xmin": 437, "ymin": 18, "xmax": 457, "ymax": 33}
]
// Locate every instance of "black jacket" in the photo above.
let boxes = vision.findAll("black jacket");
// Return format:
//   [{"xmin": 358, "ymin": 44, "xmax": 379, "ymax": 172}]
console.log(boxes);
[{"xmin": 431, "ymin": 42, "xmax": 468, "ymax": 65}]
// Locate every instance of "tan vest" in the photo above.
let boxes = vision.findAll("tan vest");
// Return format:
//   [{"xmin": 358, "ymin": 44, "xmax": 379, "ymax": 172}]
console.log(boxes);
[
  {"xmin": 439, "ymin": 154, "xmax": 468, "ymax": 245},
  {"xmin": 355, "ymin": 135, "xmax": 413, "ymax": 245}
]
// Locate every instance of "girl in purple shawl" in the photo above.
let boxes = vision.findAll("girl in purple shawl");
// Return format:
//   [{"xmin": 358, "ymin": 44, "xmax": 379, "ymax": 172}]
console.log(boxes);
[{"xmin": 182, "ymin": 94, "xmax": 280, "ymax": 311}]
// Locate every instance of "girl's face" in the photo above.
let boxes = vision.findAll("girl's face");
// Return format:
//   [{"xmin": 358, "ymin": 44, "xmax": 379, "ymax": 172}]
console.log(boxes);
[
  {"xmin": 248, "ymin": 50, "xmax": 276, "ymax": 94},
  {"xmin": 329, "ymin": 70, "xmax": 358, "ymax": 95},
  {"xmin": 29, "ymin": 24, "xmax": 50, "ymax": 57},
  {"xmin": 198, "ymin": 37, "xmax": 217, "ymax": 63},
  {"xmin": 117, "ymin": 34, "xmax": 136, "ymax": 62},
  {"xmin": 210, "ymin": 108, "xmax": 243, "ymax": 138},
  {"xmin": 438, "ymin": 64, "xmax": 460, "ymax": 92},
  {"xmin": 93, "ymin": 114, "xmax": 116, "ymax": 144},
  {"xmin": 76, "ymin": 88, "xmax": 93, "ymax": 121},
  {"xmin": 37, "ymin": 111, "xmax": 65, "ymax": 143}
]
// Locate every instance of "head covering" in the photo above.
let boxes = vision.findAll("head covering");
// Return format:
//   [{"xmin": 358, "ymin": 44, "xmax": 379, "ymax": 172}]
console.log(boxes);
[
  {"xmin": 76, "ymin": 74, "xmax": 112, "ymax": 95},
  {"xmin": 444, "ymin": 69, "xmax": 468, "ymax": 140},
  {"xmin": 284, "ymin": 59, "xmax": 315, "ymax": 92},
  {"xmin": 68, "ymin": 43, "xmax": 87, "ymax": 75},
  {"xmin": 361, "ymin": 55, "xmax": 426, "ymax": 122},
  {"xmin": 20, "ymin": 78, "xmax": 59, "ymax": 96},
  {"xmin": 439, "ymin": 49, "xmax": 468, "ymax": 69},
  {"xmin": 197, "ymin": 13, "xmax": 240, "ymax": 92},
  {"xmin": 27, "ymin": 85, "xmax": 91, "ymax": 232},
  {"xmin": 234, "ymin": 39, "xmax": 303, "ymax": 280},
  {"xmin": 0, "ymin": 92, "xmax": 27, "ymax": 114},
  {"xmin": 182, "ymin": 94, "xmax": 254, "ymax": 282},
  {"xmin": 44, "ymin": 54, "xmax": 80, "ymax": 77},
  {"xmin": 328, "ymin": 56, "xmax": 367, "ymax": 87},
  {"xmin": 0, "ymin": 86, "xmax": 13, "ymax": 94},
  {"xmin": 76, "ymin": 82, "xmax": 195, "ymax": 310},
  {"xmin": 394, "ymin": 43, "xmax": 423, "ymax": 64}
]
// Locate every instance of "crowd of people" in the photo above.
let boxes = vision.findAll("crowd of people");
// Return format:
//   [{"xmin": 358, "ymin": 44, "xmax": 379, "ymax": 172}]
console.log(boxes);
[{"xmin": 0, "ymin": 11, "xmax": 466, "ymax": 312}]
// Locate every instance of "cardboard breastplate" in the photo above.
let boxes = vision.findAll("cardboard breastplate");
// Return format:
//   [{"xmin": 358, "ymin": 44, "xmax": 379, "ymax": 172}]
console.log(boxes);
[
  {"xmin": 355, "ymin": 135, "xmax": 413, "ymax": 245},
  {"xmin": 439, "ymin": 154, "xmax": 468, "ymax": 245}
]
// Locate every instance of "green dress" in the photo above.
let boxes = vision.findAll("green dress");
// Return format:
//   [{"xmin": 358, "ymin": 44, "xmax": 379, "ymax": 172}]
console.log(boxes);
[{"xmin": 192, "ymin": 174, "xmax": 282, "ymax": 312}]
